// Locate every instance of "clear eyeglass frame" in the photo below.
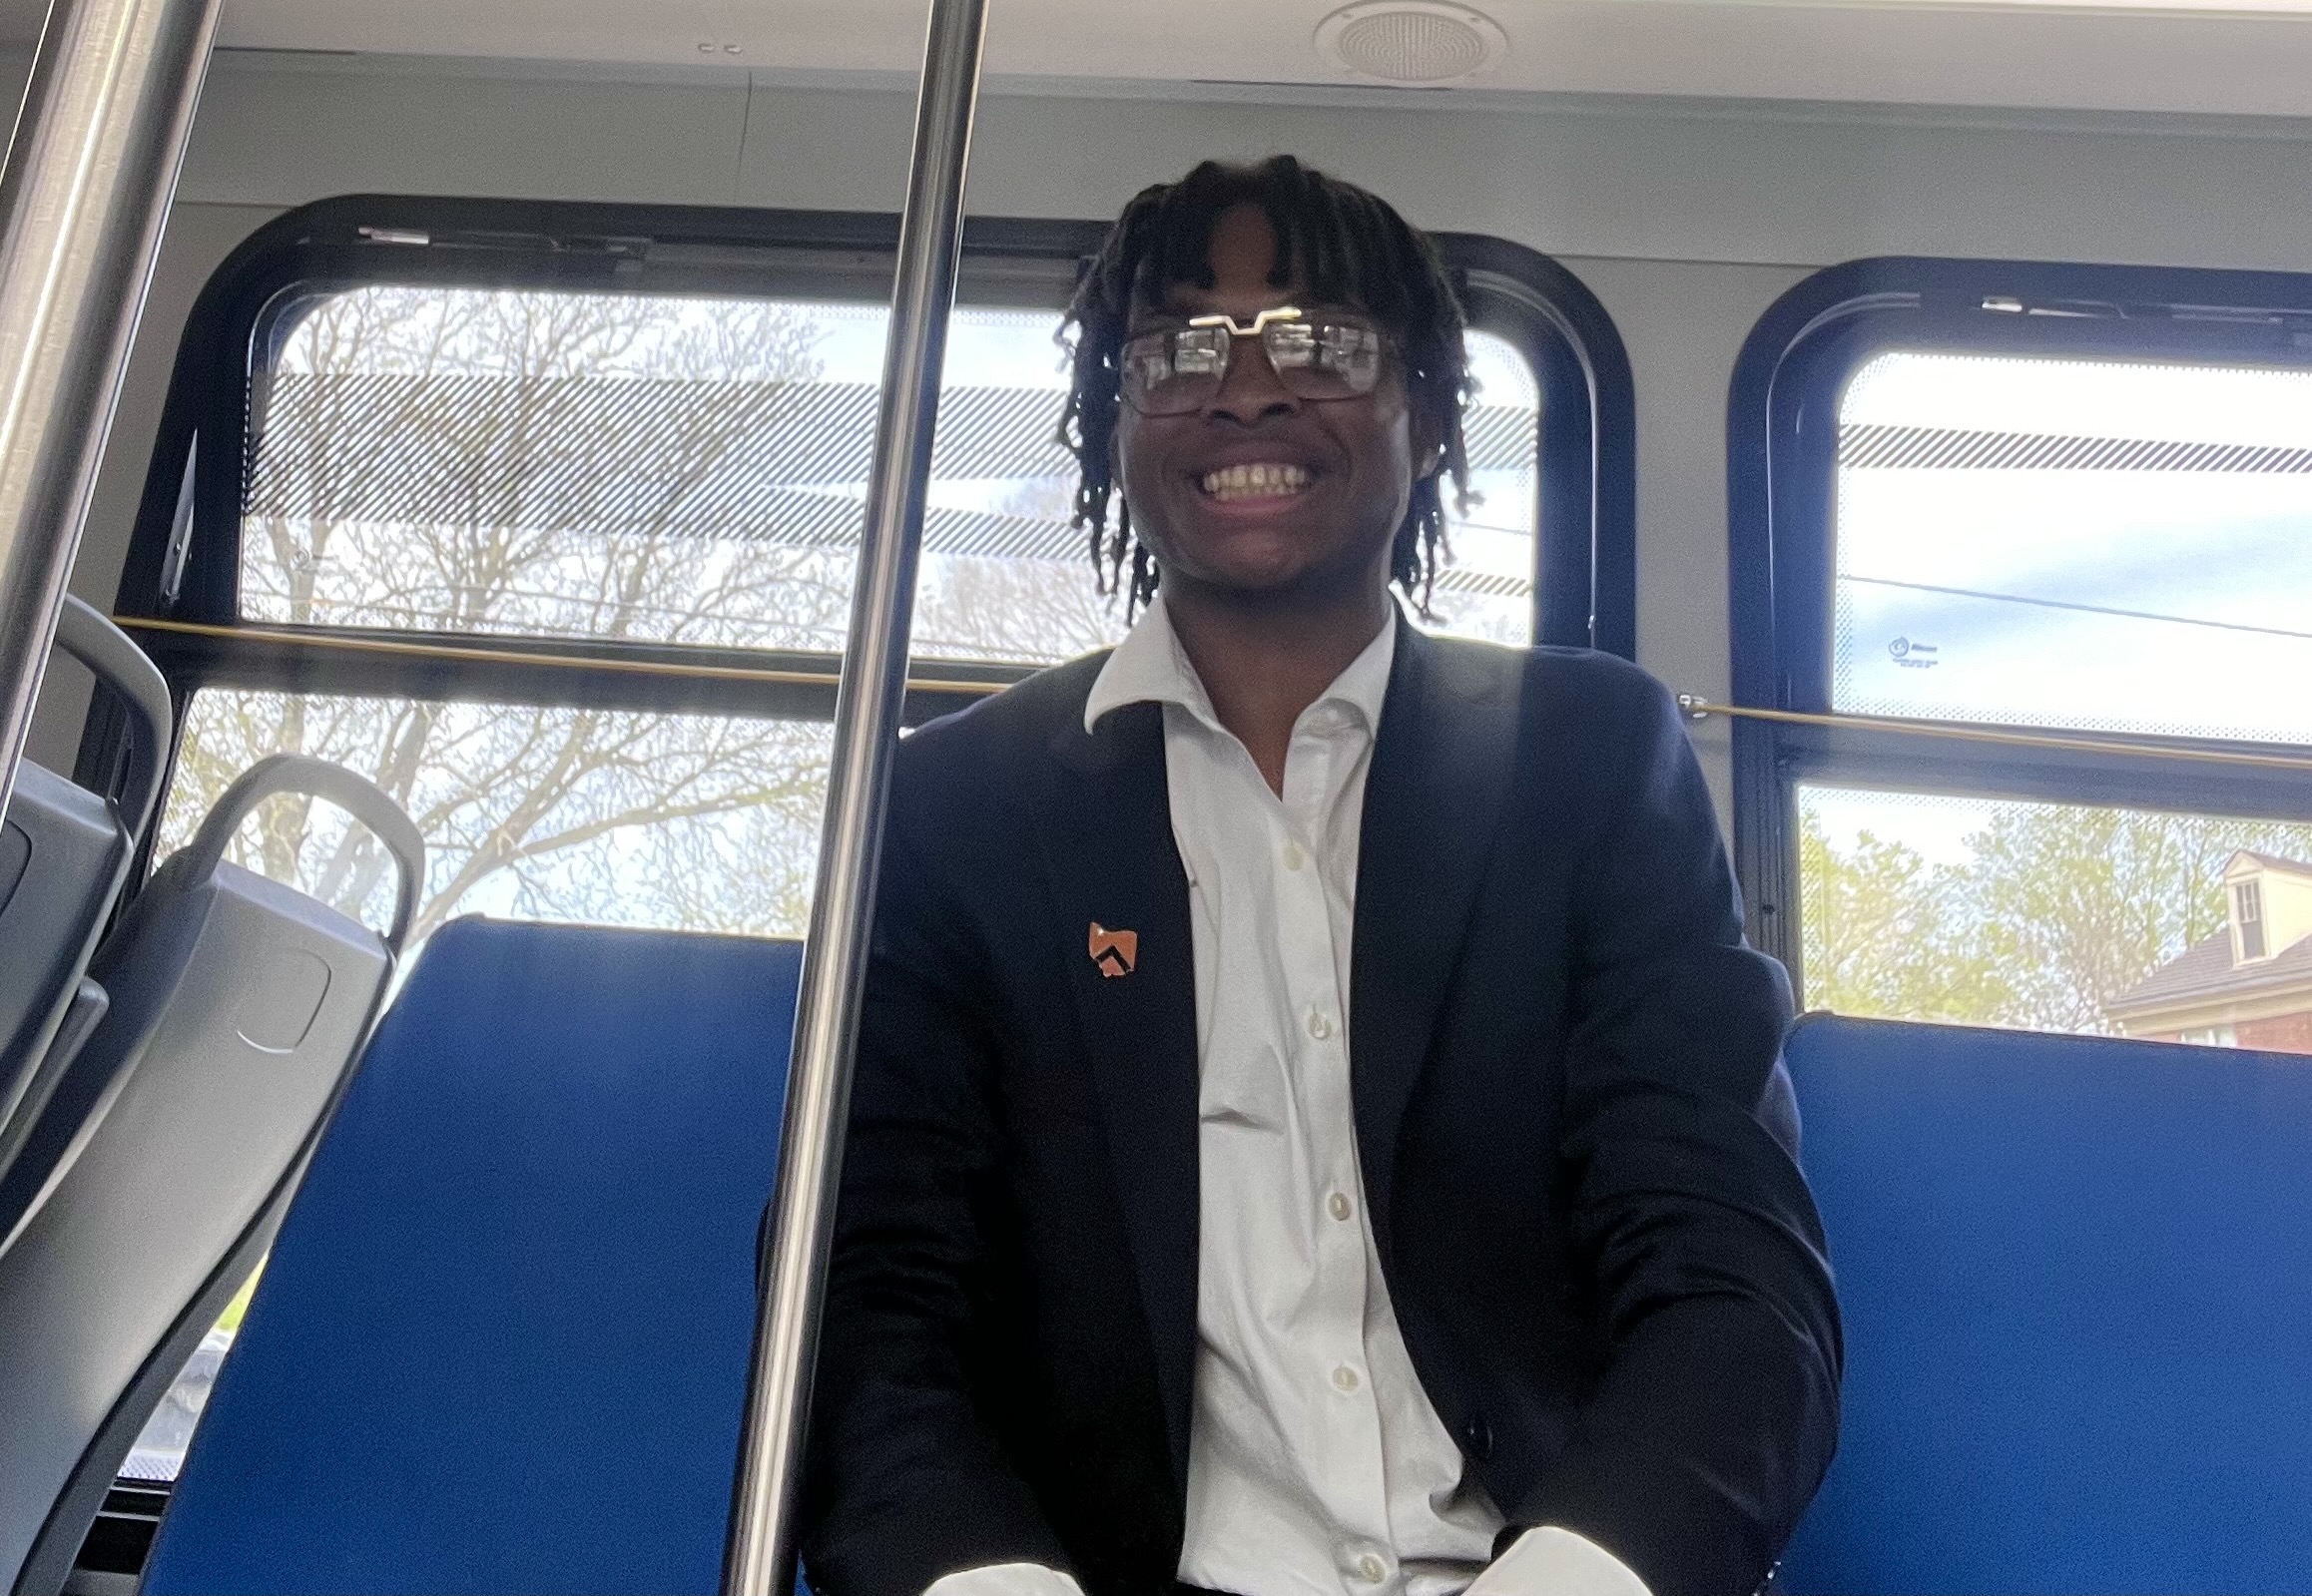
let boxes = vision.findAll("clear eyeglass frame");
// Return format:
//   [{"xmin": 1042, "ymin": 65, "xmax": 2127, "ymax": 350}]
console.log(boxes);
[{"xmin": 1118, "ymin": 304, "xmax": 1388, "ymax": 416}]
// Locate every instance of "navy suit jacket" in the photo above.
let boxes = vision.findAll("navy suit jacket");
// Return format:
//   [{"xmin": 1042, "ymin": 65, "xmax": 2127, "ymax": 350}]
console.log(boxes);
[{"xmin": 799, "ymin": 623, "xmax": 1840, "ymax": 1596}]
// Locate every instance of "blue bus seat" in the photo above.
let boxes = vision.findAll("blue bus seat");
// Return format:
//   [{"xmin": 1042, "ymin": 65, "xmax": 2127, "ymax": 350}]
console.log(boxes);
[
  {"xmin": 144, "ymin": 917, "xmax": 803, "ymax": 1596},
  {"xmin": 0, "ymin": 756, "xmax": 419, "ymax": 1596},
  {"xmin": 0, "ymin": 599, "xmax": 170, "ymax": 1182},
  {"xmin": 1774, "ymin": 1014, "xmax": 2312, "ymax": 1595}
]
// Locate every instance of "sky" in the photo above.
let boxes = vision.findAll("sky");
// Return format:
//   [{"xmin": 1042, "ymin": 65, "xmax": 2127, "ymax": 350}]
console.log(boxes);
[
  {"xmin": 1835, "ymin": 350, "xmax": 2312, "ymax": 746},
  {"xmin": 1817, "ymin": 349, "xmax": 2312, "ymax": 861}
]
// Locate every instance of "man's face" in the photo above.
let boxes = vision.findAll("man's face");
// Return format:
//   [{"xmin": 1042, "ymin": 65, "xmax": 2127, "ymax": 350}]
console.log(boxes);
[{"xmin": 1113, "ymin": 204, "xmax": 1427, "ymax": 604}]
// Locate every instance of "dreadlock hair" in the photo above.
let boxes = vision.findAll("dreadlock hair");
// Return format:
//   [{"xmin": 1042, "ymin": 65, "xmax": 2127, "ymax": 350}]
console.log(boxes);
[{"xmin": 1056, "ymin": 155, "xmax": 1474, "ymax": 619}]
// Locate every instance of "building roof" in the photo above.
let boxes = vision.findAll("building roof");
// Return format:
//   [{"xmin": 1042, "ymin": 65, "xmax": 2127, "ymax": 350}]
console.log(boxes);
[
  {"xmin": 2234, "ymin": 851, "xmax": 2312, "ymax": 875},
  {"xmin": 2106, "ymin": 926, "xmax": 2312, "ymax": 1016}
]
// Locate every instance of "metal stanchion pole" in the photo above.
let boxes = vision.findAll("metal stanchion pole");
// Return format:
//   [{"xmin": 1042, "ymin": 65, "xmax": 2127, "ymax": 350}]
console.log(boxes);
[
  {"xmin": 0, "ymin": 0, "xmax": 223, "ymax": 813},
  {"xmin": 721, "ymin": 0, "xmax": 989, "ymax": 1589}
]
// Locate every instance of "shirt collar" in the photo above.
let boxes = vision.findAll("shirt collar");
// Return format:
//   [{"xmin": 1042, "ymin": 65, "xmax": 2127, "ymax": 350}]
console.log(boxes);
[{"xmin": 1083, "ymin": 591, "xmax": 1399, "ymax": 738}]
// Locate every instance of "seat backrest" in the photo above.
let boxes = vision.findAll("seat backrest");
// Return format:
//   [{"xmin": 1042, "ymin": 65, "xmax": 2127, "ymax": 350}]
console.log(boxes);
[
  {"xmin": 0, "ymin": 600, "xmax": 170, "ymax": 1171},
  {"xmin": 0, "ymin": 756, "xmax": 420, "ymax": 1596},
  {"xmin": 1774, "ymin": 1014, "xmax": 2312, "ymax": 1595},
  {"xmin": 143, "ymin": 918, "xmax": 803, "ymax": 1596}
]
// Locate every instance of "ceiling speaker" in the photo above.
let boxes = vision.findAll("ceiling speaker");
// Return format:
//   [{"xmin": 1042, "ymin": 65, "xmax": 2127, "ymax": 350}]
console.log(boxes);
[{"xmin": 1314, "ymin": 1, "xmax": 1508, "ymax": 86}]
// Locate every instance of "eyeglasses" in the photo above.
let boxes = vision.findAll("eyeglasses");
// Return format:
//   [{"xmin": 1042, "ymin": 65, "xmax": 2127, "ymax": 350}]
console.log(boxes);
[{"xmin": 1118, "ymin": 305, "xmax": 1387, "ymax": 417}]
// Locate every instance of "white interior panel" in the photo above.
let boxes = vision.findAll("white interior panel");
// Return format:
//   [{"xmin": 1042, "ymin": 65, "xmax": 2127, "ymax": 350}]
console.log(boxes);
[
  {"xmin": 1566, "ymin": 257, "xmax": 1811, "ymax": 832},
  {"xmin": 161, "ymin": 0, "xmax": 2312, "ymax": 121},
  {"xmin": 164, "ymin": 56, "xmax": 2312, "ymax": 276}
]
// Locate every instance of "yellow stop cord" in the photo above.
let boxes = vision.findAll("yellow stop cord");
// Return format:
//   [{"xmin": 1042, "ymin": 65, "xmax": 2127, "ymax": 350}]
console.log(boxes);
[
  {"xmin": 112, "ymin": 615, "xmax": 999, "ymax": 698},
  {"xmin": 107, "ymin": 617, "xmax": 2312, "ymax": 776}
]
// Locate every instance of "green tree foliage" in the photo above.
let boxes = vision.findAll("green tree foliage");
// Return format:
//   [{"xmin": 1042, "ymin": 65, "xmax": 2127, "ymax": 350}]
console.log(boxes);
[
  {"xmin": 1802, "ymin": 799, "xmax": 2312, "ymax": 1033},
  {"xmin": 1800, "ymin": 812, "xmax": 2011, "ymax": 1024}
]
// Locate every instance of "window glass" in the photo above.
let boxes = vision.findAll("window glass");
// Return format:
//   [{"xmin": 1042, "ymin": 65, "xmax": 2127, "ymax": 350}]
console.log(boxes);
[
  {"xmin": 123, "ymin": 1273, "xmax": 256, "ymax": 1481},
  {"xmin": 1799, "ymin": 783, "xmax": 2312, "ymax": 1051},
  {"xmin": 1834, "ymin": 350, "xmax": 2312, "ymax": 745},
  {"xmin": 243, "ymin": 287, "xmax": 1539, "ymax": 664},
  {"xmin": 156, "ymin": 688, "xmax": 832, "ymax": 949},
  {"xmin": 1429, "ymin": 330, "xmax": 1539, "ymax": 643},
  {"xmin": 2238, "ymin": 881, "xmax": 2267, "ymax": 958}
]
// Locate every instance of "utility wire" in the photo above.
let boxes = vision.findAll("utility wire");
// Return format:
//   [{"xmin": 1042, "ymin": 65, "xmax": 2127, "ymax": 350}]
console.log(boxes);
[{"xmin": 1844, "ymin": 574, "xmax": 2312, "ymax": 645}]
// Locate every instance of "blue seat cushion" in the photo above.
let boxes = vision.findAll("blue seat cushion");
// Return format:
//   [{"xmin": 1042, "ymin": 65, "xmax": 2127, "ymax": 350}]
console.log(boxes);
[
  {"xmin": 146, "ymin": 918, "xmax": 801, "ymax": 1596},
  {"xmin": 1775, "ymin": 1014, "xmax": 2312, "ymax": 1595}
]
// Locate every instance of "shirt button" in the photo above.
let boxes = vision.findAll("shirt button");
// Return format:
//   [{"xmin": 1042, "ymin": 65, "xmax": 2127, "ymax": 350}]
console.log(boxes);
[
  {"xmin": 1307, "ymin": 1010, "xmax": 1334, "ymax": 1041},
  {"xmin": 1332, "ymin": 1363, "xmax": 1361, "ymax": 1392},
  {"xmin": 1356, "ymin": 1553, "xmax": 1388, "ymax": 1583},
  {"xmin": 1328, "ymin": 1191, "xmax": 1353, "ymax": 1221},
  {"xmin": 1283, "ymin": 839, "xmax": 1306, "ymax": 871}
]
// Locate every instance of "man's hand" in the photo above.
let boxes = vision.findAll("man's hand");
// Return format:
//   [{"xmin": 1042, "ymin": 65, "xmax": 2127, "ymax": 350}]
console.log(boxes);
[
  {"xmin": 1464, "ymin": 1528, "xmax": 1653, "ymax": 1596},
  {"xmin": 916, "ymin": 1532, "xmax": 1648, "ymax": 1596},
  {"xmin": 922, "ymin": 1563, "xmax": 1088, "ymax": 1596}
]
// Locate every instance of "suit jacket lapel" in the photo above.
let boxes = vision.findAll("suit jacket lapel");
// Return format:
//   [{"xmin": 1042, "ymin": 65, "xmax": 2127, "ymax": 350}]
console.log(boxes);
[
  {"xmin": 1351, "ymin": 621, "xmax": 1521, "ymax": 1256},
  {"xmin": 1030, "ymin": 697, "xmax": 1202, "ymax": 1490}
]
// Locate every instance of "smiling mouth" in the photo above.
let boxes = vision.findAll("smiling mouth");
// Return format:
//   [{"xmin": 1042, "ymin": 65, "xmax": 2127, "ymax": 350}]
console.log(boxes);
[{"xmin": 1198, "ymin": 462, "xmax": 1312, "ymax": 502}]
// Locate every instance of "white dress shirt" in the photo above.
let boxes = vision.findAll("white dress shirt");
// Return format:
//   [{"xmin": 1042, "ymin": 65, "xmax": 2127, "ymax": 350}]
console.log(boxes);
[{"xmin": 926, "ymin": 598, "xmax": 1648, "ymax": 1596}]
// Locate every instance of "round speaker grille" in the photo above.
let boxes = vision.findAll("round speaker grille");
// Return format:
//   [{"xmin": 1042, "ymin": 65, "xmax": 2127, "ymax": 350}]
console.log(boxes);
[{"xmin": 1315, "ymin": 2, "xmax": 1507, "ymax": 85}]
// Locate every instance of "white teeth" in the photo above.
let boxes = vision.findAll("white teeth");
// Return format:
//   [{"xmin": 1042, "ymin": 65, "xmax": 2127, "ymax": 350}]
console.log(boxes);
[{"xmin": 1199, "ymin": 462, "xmax": 1311, "ymax": 500}]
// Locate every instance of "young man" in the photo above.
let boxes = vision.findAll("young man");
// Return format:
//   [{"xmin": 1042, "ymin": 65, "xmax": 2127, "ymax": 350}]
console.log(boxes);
[{"xmin": 800, "ymin": 158, "xmax": 1839, "ymax": 1596}]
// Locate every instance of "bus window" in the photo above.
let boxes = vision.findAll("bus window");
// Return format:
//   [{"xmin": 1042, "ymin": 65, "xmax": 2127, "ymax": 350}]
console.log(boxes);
[
  {"xmin": 241, "ymin": 287, "xmax": 1107, "ymax": 667},
  {"xmin": 242, "ymin": 286, "xmax": 1542, "ymax": 669},
  {"xmin": 1798, "ymin": 787, "xmax": 2312, "ymax": 1041},
  {"xmin": 155, "ymin": 692, "xmax": 835, "ymax": 949},
  {"xmin": 1430, "ymin": 327, "xmax": 1541, "ymax": 643},
  {"xmin": 1832, "ymin": 350, "xmax": 2312, "ymax": 747},
  {"xmin": 1734, "ymin": 265, "xmax": 2312, "ymax": 1047}
]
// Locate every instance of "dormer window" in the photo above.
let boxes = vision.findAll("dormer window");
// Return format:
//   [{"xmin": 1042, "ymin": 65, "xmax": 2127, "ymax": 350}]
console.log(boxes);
[{"xmin": 2237, "ymin": 880, "xmax": 2267, "ymax": 961}]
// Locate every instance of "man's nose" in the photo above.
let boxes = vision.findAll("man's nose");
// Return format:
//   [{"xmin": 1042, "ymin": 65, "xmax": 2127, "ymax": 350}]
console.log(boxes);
[{"xmin": 1204, "ymin": 334, "xmax": 1299, "ymax": 424}]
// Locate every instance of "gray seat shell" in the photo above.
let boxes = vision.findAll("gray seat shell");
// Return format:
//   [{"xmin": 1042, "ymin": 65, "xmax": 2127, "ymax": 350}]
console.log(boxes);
[
  {"xmin": 0, "ymin": 600, "xmax": 170, "ymax": 1179},
  {"xmin": 0, "ymin": 755, "xmax": 420, "ymax": 1596}
]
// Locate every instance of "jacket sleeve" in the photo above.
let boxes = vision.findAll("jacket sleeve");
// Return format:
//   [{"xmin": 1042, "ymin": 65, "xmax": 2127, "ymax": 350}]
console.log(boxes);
[
  {"xmin": 799, "ymin": 807, "xmax": 1074, "ymax": 1596},
  {"xmin": 1506, "ymin": 668, "xmax": 1842, "ymax": 1596}
]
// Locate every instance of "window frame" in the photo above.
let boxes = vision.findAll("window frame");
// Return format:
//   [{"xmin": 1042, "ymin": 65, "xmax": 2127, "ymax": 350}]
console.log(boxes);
[
  {"xmin": 1728, "ymin": 257, "xmax": 2312, "ymax": 983},
  {"xmin": 2238, "ymin": 880, "xmax": 2267, "ymax": 961},
  {"xmin": 91, "ymin": 194, "xmax": 1633, "ymax": 827}
]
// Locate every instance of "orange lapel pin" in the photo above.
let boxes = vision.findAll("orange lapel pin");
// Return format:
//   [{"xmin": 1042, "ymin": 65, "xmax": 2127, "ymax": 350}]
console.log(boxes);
[{"xmin": 1088, "ymin": 921, "xmax": 1138, "ymax": 978}]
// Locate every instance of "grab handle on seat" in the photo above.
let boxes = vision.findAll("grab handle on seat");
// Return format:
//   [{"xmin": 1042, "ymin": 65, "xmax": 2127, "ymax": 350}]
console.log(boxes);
[
  {"xmin": 177, "ymin": 755, "xmax": 425, "ymax": 953},
  {"xmin": 50, "ymin": 598, "xmax": 172, "ymax": 842}
]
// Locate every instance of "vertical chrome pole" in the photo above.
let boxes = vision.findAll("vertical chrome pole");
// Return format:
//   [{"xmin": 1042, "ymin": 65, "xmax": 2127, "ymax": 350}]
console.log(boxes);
[
  {"xmin": 723, "ymin": 0, "xmax": 988, "ymax": 1590},
  {"xmin": 0, "ymin": 0, "xmax": 223, "ymax": 815}
]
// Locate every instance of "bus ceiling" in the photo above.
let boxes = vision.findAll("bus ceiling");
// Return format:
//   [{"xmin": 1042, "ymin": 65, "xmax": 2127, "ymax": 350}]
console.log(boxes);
[{"xmin": 1, "ymin": 0, "xmax": 2306, "ymax": 118}]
